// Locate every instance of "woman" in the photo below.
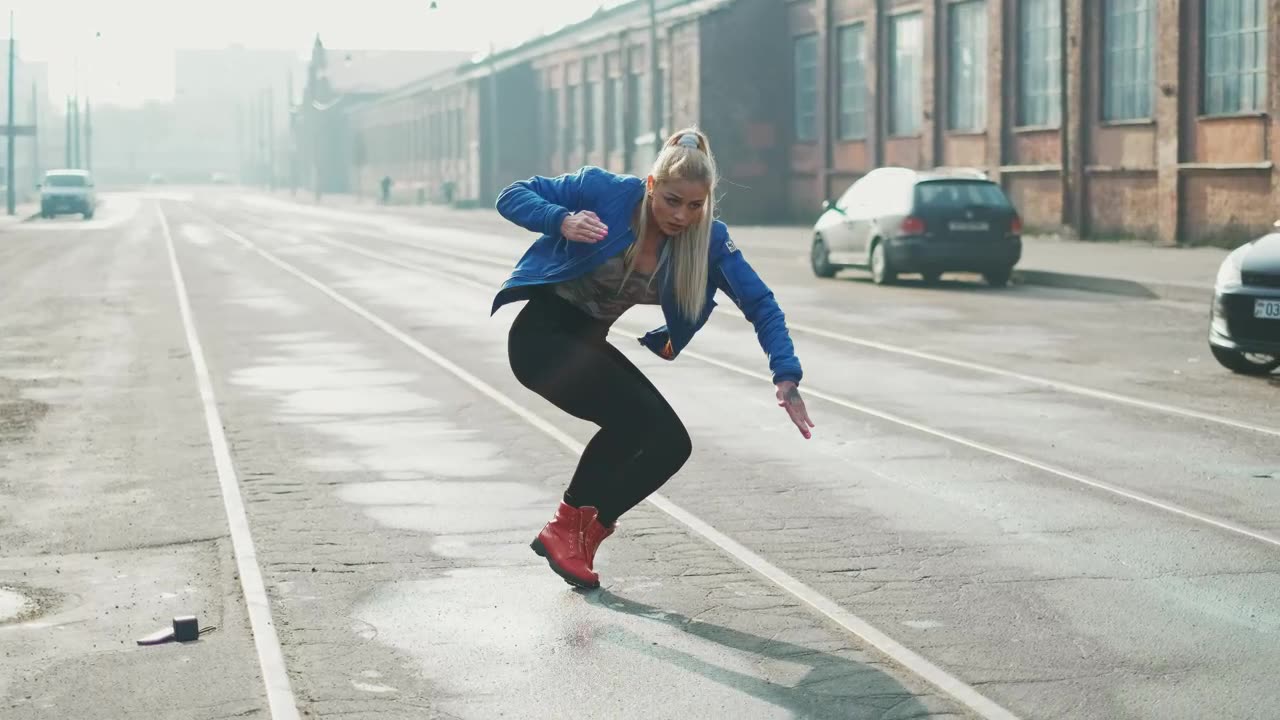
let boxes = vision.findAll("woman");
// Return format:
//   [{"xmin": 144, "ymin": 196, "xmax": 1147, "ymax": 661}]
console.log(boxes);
[{"xmin": 492, "ymin": 127, "xmax": 814, "ymax": 589}]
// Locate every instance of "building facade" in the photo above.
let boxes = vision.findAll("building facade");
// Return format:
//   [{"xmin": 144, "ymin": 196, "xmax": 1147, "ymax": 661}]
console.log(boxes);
[
  {"xmin": 786, "ymin": 0, "xmax": 1280, "ymax": 245},
  {"xmin": 348, "ymin": 0, "xmax": 796, "ymax": 223},
  {"xmin": 344, "ymin": 0, "xmax": 1280, "ymax": 245}
]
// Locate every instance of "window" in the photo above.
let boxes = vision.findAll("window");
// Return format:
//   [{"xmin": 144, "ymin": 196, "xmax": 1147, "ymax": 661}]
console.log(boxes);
[
  {"xmin": 1203, "ymin": 0, "xmax": 1267, "ymax": 115},
  {"xmin": 889, "ymin": 13, "xmax": 923, "ymax": 136},
  {"xmin": 1019, "ymin": 0, "xmax": 1061, "ymax": 127},
  {"xmin": 948, "ymin": 1, "xmax": 987, "ymax": 131},
  {"xmin": 837, "ymin": 24, "xmax": 868, "ymax": 140},
  {"xmin": 628, "ymin": 72, "xmax": 644, "ymax": 142},
  {"xmin": 585, "ymin": 81, "xmax": 600, "ymax": 152},
  {"xmin": 566, "ymin": 85, "xmax": 579, "ymax": 149},
  {"xmin": 657, "ymin": 68, "xmax": 667, "ymax": 136},
  {"xmin": 915, "ymin": 181, "xmax": 1012, "ymax": 209},
  {"xmin": 609, "ymin": 76, "xmax": 625, "ymax": 152},
  {"xmin": 1103, "ymin": 0, "xmax": 1154, "ymax": 120},
  {"xmin": 546, "ymin": 88, "xmax": 559, "ymax": 153},
  {"xmin": 793, "ymin": 34, "xmax": 818, "ymax": 141}
]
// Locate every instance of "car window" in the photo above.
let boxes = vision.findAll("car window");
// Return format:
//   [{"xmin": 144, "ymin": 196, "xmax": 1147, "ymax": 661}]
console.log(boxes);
[
  {"xmin": 915, "ymin": 181, "xmax": 1011, "ymax": 209},
  {"xmin": 46, "ymin": 174, "xmax": 87, "ymax": 188},
  {"xmin": 836, "ymin": 181, "xmax": 863, "ymax": 210},
  {"xmin": 865, "ymin": 179, "xmax": 913, "ymax": 215}
]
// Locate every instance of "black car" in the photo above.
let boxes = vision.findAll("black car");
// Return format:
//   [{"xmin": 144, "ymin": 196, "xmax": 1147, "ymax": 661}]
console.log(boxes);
[
  {"xmin": 1209, "ymin": 226, "xmax": 1280, "ymax": 375},
  {"xmin": 811, "ymin": 167, "xmax": 1022, "ymax": 286}
]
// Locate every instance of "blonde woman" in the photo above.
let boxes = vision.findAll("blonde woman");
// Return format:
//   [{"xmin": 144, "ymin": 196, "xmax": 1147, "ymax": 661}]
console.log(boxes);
[{"xmin": 493, "ymin": 127, "xmax": 813, "ymax": 589}]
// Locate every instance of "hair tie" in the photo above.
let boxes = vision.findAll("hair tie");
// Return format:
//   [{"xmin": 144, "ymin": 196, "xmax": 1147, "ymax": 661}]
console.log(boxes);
[{"xmin": 677, "ymin": 133, "xmax": 700, "ymax": 149}]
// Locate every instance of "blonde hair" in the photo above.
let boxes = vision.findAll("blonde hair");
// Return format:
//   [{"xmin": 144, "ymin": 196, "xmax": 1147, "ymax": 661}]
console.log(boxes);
[{"xmin": 623, "ymin": 126, "xmax": 717, "ymax": 322}]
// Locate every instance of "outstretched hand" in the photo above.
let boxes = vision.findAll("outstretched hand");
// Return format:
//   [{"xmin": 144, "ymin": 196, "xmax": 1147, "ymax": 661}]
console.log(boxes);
[
  {"xmin": 561, "ymin": 211, "xmax": 609, "ymax": 243},
  {"xmin": 775, "ymin": 381, "xmax": 814, "ymax": 439}
]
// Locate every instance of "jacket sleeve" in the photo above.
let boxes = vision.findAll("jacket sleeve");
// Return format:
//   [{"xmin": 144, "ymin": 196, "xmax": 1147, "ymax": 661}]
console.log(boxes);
[
  {"xmin": 712, "ymin": 237, "xmax": 804, "ymax": 386},
  {"xmin": 495, "ymin": 165, "xmax": 609, "ymax": 237}
]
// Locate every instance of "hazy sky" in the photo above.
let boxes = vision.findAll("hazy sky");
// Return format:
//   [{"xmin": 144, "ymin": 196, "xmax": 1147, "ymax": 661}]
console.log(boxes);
[{"xmin": 6, "ymin": 0, "xmax": 613, "ymax": 107}]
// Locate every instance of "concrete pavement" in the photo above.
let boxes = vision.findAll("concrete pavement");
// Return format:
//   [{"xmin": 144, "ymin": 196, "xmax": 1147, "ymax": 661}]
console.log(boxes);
[{"xmin": 3, "ymin": 189, "xmax": 1278, "ymax": 719}]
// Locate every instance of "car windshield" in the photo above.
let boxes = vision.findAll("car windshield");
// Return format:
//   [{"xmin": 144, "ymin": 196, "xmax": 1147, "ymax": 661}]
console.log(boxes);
[
  {"xmin": 915, "ymin": 181, "xmax": 1010, "ymax": 209},
  {"xmin": 46, "ymin": 174, "xmax": 88, "ymax": 188}
]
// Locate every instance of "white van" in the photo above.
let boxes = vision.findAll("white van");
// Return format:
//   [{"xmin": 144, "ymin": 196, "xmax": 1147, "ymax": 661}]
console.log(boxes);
[{"xmin": 39, "ymin": 169, "xmax": 97, "ymax": 220}]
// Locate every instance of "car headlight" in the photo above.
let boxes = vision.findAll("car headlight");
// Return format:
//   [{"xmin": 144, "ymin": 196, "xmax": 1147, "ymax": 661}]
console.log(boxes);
[{"xmin": 1216, "ymin": 253, "xmax": 1243, "ymax": 289}]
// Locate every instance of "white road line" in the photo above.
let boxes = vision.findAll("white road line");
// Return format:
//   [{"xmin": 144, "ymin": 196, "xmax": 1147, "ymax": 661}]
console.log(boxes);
[
  {"xmin": 158, "ymin": 208, "xmax": 301, "ymax": 720},
  {"xmin": 322, "ymin": 227, "xmax": 1280, "ymax": 440},
  {"xmin": 270, "ymin": 226, "xmax": 1280, "ymax": 554},
  {"xmin": 208, "ymin": 218, "xmax": 1022, "ymax": 720}
]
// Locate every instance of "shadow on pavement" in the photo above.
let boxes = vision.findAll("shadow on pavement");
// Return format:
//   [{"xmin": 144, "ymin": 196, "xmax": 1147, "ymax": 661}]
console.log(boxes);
[{"xmin": 584, "ymin": 589, "xmax": 944, "ymax": 720}]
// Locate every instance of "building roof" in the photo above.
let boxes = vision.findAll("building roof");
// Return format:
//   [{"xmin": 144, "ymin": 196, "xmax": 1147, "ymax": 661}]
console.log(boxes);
[{"xmin": 356, "ymin": 0, "xmax": 735, "ymax": 109}]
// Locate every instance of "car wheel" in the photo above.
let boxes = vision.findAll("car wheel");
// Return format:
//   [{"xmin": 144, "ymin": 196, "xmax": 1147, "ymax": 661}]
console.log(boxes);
[
  {"xmin": 811, "ymin": 235, "xmax": 837, "ymax": 278},
  {"xmin": 984, "ymin": 268, "xmax": 1012, "ymax": 287},
  {"xmin": 870, "ymin": 241, "xmax": 896, "ymax": 285},
  {"xmin": 921, "ymin": 270, "xmax": 942, "ymax": 285},
  {"xmin": 83, "ymin": 212, "xmax": 94, "ymax": 220},
  {"xmin": 1210, "ymin": 345, "xmax": 1280, "ymax": 376}
]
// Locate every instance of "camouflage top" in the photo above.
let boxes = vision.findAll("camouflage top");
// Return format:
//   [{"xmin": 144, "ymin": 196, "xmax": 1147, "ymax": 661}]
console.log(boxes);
[{"xmin": 553, "ymin": 253, "xmax": 661, "ymax": 323}]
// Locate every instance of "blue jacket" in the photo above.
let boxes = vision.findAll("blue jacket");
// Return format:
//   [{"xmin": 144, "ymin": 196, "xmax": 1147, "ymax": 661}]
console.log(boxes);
[{"xmin": 491, "ymin": 166, "xmax": 803, "ymax": 385}]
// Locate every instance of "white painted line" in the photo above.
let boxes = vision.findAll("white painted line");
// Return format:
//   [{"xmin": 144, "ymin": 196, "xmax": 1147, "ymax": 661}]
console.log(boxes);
[
  {"xmin": 209, "ymin": 219, "xmax": 1021, "ymax": 720},
  {"xmin": 319, "ymin": 227, "xmax": 1280, "ymax": 441},
  {"xmin": 158, "ymin": 208, "xmax": 301, "ymax": 720},
  {"xmin": 748, "ymin": 317, "xmax": 1280, "ymax": 440},
  {"xmin": 271, "ymin": 227, "xmax": 1280, "ymax": 554}
]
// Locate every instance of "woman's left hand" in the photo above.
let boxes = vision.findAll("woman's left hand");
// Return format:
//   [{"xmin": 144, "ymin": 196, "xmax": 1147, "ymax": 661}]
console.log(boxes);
[{"xmin": 775, "ymin": 381, "xmax": 814, "ymax": 439}]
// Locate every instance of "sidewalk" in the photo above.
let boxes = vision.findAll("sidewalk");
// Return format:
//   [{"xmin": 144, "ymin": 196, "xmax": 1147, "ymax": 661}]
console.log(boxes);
[
  {"xmin": 0, "ymin": 203, "xmax": 40, "ymax": 230},
  {"xmin": 261, "ymin": 190, "xmax": 1230, "ymax": 302}
]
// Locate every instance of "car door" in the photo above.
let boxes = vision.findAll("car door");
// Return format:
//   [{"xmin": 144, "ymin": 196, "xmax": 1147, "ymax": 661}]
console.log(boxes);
[{"xmin": 823, "ymin": 181, "xmax": 864, "ymax": 259}]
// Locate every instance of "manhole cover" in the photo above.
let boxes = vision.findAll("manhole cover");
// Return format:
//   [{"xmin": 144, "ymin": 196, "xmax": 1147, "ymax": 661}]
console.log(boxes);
[{"xmin": 0, "ymin": 587, "xmax": 33, "ymax": 623}]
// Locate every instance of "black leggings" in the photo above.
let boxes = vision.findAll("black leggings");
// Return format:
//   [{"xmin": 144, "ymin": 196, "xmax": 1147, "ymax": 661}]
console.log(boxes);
[{"xmin": 508, "ymin": 288, "xmax": 692, "ymax": 527}]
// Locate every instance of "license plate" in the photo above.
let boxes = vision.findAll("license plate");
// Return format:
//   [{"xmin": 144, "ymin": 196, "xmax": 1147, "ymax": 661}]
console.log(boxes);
[
  {"xmin": 1256, "ymin": 299, "xmax": 1280, "ymax": 319},
  {"xmin": 948, "ymin": 221, "xmax": 989, "ymax": 231}
]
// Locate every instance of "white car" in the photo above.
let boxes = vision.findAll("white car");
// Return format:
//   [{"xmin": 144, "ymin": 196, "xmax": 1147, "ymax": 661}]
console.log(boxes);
[{"xmin": 39, "ymin": 169, "xmax": 97, "ymax": 220}]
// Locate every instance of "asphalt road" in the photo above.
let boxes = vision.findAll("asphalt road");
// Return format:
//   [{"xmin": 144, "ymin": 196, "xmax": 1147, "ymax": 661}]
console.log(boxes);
[{"xmin": 1, "ymin": 189, "xmax": 1277, "ymax": 720}]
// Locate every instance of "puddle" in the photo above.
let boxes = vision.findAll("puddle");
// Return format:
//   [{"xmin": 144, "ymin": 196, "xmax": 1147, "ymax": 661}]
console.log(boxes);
[
  {"xmin": 181, "ymin": 224, "xmax": 217, "ymax": 246},
  {"xmin": 227, "ymin": 294, "xmax": 306, "ymax": 317},
  {"xmin": 0, "ymin": 587, "xmax": 34, "ymax": 623},
  {"xmin": 231, "ymin": 333, "xmax": 514, "ymax": 533}
]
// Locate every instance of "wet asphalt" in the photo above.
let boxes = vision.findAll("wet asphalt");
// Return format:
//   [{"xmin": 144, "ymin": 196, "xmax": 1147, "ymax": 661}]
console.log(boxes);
[{"xmin": 1, "ymin": 190, "xmax": 1277, "ymax": 720}]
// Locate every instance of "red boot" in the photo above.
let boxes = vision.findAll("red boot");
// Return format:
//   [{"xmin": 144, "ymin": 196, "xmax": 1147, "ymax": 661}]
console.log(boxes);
[
  {"xmin": 530, "ymin": 502, "xmax": 600, "ymax": 589},
  {"xmin": 584, "ymin": 518, "xmax": 616, "ymax": 574}
]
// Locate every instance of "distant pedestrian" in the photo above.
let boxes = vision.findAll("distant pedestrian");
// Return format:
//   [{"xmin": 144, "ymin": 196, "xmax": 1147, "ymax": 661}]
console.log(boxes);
[
  {"xmin": 380, "ymin": 175, "xmax": 393, "ymax": 204},
  {"xmin": 491, "ymin": 127, "xmax": 814, "ymax": 589}
]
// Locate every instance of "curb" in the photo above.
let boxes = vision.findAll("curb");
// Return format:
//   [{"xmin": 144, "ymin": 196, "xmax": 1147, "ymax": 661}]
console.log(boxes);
[{"xmin": 1014, "ymin": 269, "xmax": 1212, "ymax": 303}]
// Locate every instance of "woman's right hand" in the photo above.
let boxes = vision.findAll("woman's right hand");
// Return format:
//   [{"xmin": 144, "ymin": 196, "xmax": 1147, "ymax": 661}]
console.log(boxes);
[{"xmin": 561, "ymin": 211, "xmax": 609, "ymax": 243}]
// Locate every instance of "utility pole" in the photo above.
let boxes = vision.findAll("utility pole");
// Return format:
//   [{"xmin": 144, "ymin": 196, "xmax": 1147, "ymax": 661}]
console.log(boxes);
[
  {"xmin": 266, "ymin": 86, "xmax": 275, "ymax": 190},
  {"xmin": 7, "ymin": 11, "xmax": 16, "ymax": 216},
  {"xmin": 648, "ymin": 0, "xmax": 661, "ymax": 158},
  {"xmin": 64, "ymin": 97, "xmax": 71, "ymax": 167},
  {"xmin": 71, "ymin": 97, "xmax": 80, "ymax": 168},
  {"xmin": 30, "ymin": 82, "xmax": 37, "ymax": 184},
  {"xmin": 287, "ymin": 71, "xmax": 296, "ymax": 195},
  {"xmin": 83, "ymin": 98, "xmax": 91, "ymax": 172}
]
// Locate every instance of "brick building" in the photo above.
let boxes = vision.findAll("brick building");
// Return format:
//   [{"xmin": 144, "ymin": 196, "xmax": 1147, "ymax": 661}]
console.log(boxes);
[
  {"xmin": 787, "ymin": 0, "xmax": 1280, "ymax": 245},
  {"xmin": 350, "ymin": 0, "xmax": 796, "ymax": 223},
  {"xmin": 346, "ymin": 0, "xmax": 1280, "ymax": 245}
]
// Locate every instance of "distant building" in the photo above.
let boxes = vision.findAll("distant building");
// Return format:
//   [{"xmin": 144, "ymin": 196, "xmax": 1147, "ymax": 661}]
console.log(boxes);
[
  {"xmin": 171, "ymin": 46, "xmax": 305, "ymax": 184},
  {"xmin": 294, "ymin": 37, "xmax": 472, "ymax": 196}
]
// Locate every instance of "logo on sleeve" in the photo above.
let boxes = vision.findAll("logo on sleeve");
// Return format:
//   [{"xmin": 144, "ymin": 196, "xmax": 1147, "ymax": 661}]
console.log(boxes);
[{"xmin": 724, "ymin": 238, "xmax": 739, "ymax": 254}]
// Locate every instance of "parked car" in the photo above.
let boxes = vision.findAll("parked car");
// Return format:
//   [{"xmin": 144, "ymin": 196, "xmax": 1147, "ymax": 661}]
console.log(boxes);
[
  {"xmin": 39, "ymin": 169, "xmax": 96, "ymax": 220},
  {"xmin": 1208, "ymin": 223, "xmax": 1280, "ymax": 375},
  {"xmin": 810, "ymin": 167, "xmax": 1022, "ymax": 286}
]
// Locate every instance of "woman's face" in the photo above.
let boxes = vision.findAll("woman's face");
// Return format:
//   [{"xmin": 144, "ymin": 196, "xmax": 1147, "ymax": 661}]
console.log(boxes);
[{"xmin": 649, "ymin": 178, "xmax": 709, "ymax": 237}]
